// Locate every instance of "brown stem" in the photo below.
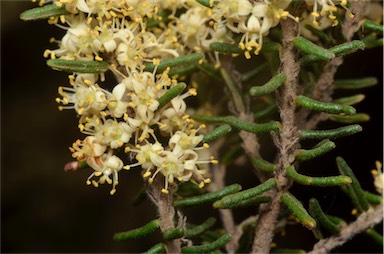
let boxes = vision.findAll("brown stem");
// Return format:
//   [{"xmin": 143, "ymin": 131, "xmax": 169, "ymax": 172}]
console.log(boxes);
[
  {"xmin": 147, "ymin": 177, "xmax": 180, "ymax": 254},
  {"xmin": 252, "ymin": 18, "xmax": 300, "ymax": 254},
  {"xmin": 309, "ymin": 204, "xmax": 383, "ymax": 254}
]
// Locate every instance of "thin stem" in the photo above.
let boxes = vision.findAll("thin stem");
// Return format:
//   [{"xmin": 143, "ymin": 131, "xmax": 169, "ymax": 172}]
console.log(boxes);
[
  {"xmin": 147, "ymin": 177, "xmax": 180, "ymax": 254},
  {"xmin": 252, "ymin": 18, "xmax": 300, "ymax": 253},
  {"xmin": 309, "ymin": 204, "xmax": 383, "ymax": 254}
]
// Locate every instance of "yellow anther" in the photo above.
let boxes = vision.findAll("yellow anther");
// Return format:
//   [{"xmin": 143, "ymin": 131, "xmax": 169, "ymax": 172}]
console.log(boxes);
[
  {"xmin": 211, "ymin": 160, "xmax": 219, "ymax": 165},
  {"xmin": 94, "ymin": 171, "xmax": 103, "ymax": 177},
  {"xmin": 204, "ymin": 178, "xmax": 212, "ymax": 184},
  {"xmin": 92, "ymin": 180, "xmax": 99, "ymax": 187},
  {"xmin": 203, "ymin": 143, "xmax": 209, "ymax": 148},
  {"xmin": 152, "ymin": 58, "xmax": 161, "ymax": 65},
  {"xmin": 78, "ymin": 124, "xmax": 84, "ymax": 131},
  {"xmin": 49, "ymin": 37, "xmax": 55, "ymax": 43},
  {"xmin": 351, "ymin": 208, "xmax": 358, "ymax": 215},
  {"xmin": 43, "ymin": 49, "xmax": 51, "ymax": 58},
  {"xmin": 86, "ymin": 180, "xmax": 91, "ymax": 185},
  {"xmin": 244, "ymin": 51, "xmax": 251, "ymax": 59},
  {"xmin": 59, "ymin": 15, "xmax": 65, "ymax": 23},
  {"xmin": 189, "ymin": 88, "xmax": 197, "ymax": 96},
  {"xmin": 110, "ymin": 11, "xmax": 117, "ymax": 17},
  {"xmin": 161, "ymin": 188, "xmax": 169, "ymax": 194},
  {"xmin": 123, "ymin": 165, "xmax": 131, "ymax": 170},
  {"xmin": 55, "ymin": 98, "xmax": 61, "ymax": 103},
  {"xmin": 143, "ymin": 171, "xmax": 152, "ymax": 178},
  {"xmin": 311, "ymin": 12, "xmax": 320, "ymax": 18},
  {"xmin": 371, "ymin": 169, "xmax": 379, "ymax": 176},
  {"xmin": 84, "ymin": 79, "xmax": 91, "ymax": 85},
  {"xmin": 347, "ymin": 11, "xmax": 354, "ymax": 19},
  {"xmin": 95, "ymin": 55, "xmax": 103, "ymax": 61},
  {"xmin": 110, "ymin": 189, "xmax": 116, "ymax": 195},
  {"xmin": 376, "ymin": 161, "xmax": 382, "ymax": 169},
  {"xmin": 198, "ymin": 182, "xmax": 205, "ymax": 188}
]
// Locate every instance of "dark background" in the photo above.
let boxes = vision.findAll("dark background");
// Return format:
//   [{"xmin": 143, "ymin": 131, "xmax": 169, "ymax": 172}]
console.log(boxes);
[{"xmin": 1, "ymin": 1, "xmax": 383, "ymax": 253}]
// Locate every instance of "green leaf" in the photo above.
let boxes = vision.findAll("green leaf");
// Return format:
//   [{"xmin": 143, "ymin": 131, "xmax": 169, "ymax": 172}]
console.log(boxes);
[
  {"xmin": 293, "ymin": 36, "xmax": 334, "ymax": 60},
  {"xmin": 294, "ymin": 140, "xmax": 336, "ymax": 161},
  {"xmin": 202, "ymin": 124, "xmax": 232, "ymax": 143},
  {"xmin": 329, "ymin": 113, "xmax": 370, "ymax": 124},
  {"xmin": 330, "ymin": 40, "xmax": 365, "ymax": 57},
  {"xmin": 144, "ymin": 243, "xmax": 166, "ymax": 254},
  {"xmin": 47, "ymin": 59, "xmax": 109, "ymax": 73},
  {"xmin": 169, "ymin": 64, "xmax": 198, "ymax": 77},
  {"xmin": 300, "ymin": 41, "xmax": 365, "ymax": 65},
  {"xmin": 363, "ymin": 20, "xmax": 384, "ymax": 34},
  {"xmin": 185, "ymin": 217, "xmax": 216, "ymax": 238},
  {"xmin": 144, "ymin": 53, "xmax": 205, "ymax": 73},
  {"xmin": 157, "ymin": 82, "xmax": 187, "ymax": 109},
  {"xmin": 336, "ymin": 157, "xmax": 370, "ymax": 212},
  {"xmin": 286, "ymin": 166, "xmax": 351, "ymax": 186},
  {"xmin": 181, "ymin": 233, "xmax": 231, "ymax": 253},
  {"xmin": 20, "ymin": 4, "xmax": 69, "ymax": 21},
  {"xmin": 213, "ymin": 179, "xmax": 276, "ymax": 208},
  {"xmin": 332, "ymin": 94, "xmax": 365, "ymax": 105},
  {"xmin": 304, "ymin": 24, "xmax": 331, "ymax": 45},
  {"xmin": 295, "ymin": 95, "xmax": 356, "ymax": 115},
  {"xmin": 281, "ymin": 192, "xmax": 317, "ymax": 230},
  {"xmin": 220, "ymin": 68, "xmax": 245, "ymax": 113},
  {"xmin": 309, "ymin": 198, "xmax": 343, "ymax": 235},
  {"xmin": 192, "ymin": 115, "xmax": 281, "ymax": 134},
  {"xmin": 366, "ymin": 228, "xmax": 384, "ymax": 245},
  {"xmin": 163, "ymin": 227, "xmax": 185, "ymax": 240},
  {"xmin": 251, "ymin": 157, "xmax": 278, "ymax": 173},
  {"xmin": 173, "ymin": 184, "xmax": 242, "ymax": 207},
  {"xmin": 334, "ymin": 77, "xmax": 378, "ymax": 89},
  {"xmin": 300, "ymin": 124, "xmax": 362, "ymax": 140},
  {"xmin": 249, "ymin": 73, "xmax": 286, "ymax": 96},
  {"xmin": 364, "ymin": 191, "xmax": 382, "ymax": 205},
  {"xmin": 214, "ymin": 195, "xmax": 271, "ymax": 209},
  {"xmin": 113, "ymin": 219, "xmax": 160, "ymax": 240},
  {"xmin": 209, "ymin": 42, "xmax": 244, "ymax": 54},
  {"xmin": 362, "ymin": 35, "xmax": 384, "ymax": 49}
]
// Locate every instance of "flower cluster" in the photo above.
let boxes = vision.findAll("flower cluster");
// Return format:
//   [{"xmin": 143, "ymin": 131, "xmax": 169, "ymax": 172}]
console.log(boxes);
[{"xmin": 46, "ymin": 0, "xmax": 357, "ymax": 195}]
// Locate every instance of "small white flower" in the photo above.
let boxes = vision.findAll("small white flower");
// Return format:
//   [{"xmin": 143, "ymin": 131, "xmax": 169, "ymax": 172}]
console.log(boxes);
[{"xmin": 86, "ymin": 152, "xmax": 124, "ymax": 195}]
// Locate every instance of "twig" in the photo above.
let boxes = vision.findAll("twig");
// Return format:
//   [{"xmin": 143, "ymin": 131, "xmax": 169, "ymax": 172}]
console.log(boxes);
[
  {"xmin": 252, "ymin": 18, "xmax": 300, "ymax": 254},
  {"xmin": 309, "ymin": 204, "xmax": 383, "ymax": 254},
  {"xmin": 147, "ymin": 177, "xmax": 180, "ymax": 254}
]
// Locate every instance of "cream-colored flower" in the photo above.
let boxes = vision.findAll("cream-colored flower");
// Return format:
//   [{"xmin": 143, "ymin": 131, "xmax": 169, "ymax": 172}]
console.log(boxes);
[{"xmin": 86, "ymin": 152, "xmax": 124, "ymax": 195}]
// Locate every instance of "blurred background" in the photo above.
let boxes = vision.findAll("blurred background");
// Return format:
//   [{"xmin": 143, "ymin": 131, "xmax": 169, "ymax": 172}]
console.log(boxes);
[{"xmin": 1, "ymin": 1, "xmax": 383, "ymax": 253}]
